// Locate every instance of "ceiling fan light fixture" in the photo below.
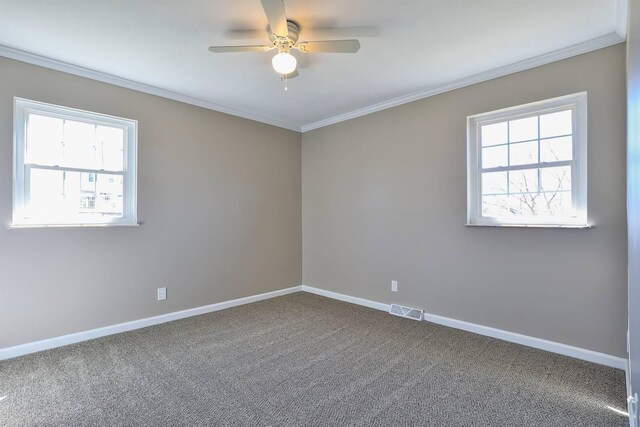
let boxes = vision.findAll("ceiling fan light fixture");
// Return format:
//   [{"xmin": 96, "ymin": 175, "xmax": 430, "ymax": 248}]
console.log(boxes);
[
  {"xmin": 209, "ymin": 1, "xmax": 362, "ymax": 83},
  {"xmin": 271, "ymin": 52, "xmax": 297, "ymax": 75}
]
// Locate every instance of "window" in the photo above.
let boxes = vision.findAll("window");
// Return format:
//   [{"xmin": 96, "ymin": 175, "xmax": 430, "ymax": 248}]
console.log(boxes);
[
  {"xmin": 12, "ymin": 98, "xmax": 137, "ymax": 227},
  {"xmin": 467, "ymin": 93, "xmax": 587, "ymax": 227}
]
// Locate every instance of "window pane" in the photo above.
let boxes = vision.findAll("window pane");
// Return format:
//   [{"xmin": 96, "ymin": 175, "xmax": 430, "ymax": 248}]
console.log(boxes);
[
  {"xmin": 540, "ymin": 190, "xmax": 573, "ymax": 216},
  {"xmin": 507, "ymin": 193, "xmax": 540, "ymax": 216},
  {"xmin": 540, "ymin": 110, "xmax": 572, "ymax": 138},
  {"xmin": 478, "ymin": 167, "xmax": 573, "ymax": 219},
  {"xmin": 62, "ymin": 120, "xmax": 98, "ymax": 169},
  {"xmin": 540, "ymin": 136, "xmax": 572, "ymax": 162},
  {"xmin": 540, "ymin": 166, "xmax": 571, "ymax": 192},
  {"xmin": 482, "ymin": 171, "xmax": 507, "ymax": 194},
  {"xmin": 25, "ymin": 115, "xmax": 126, "ymax": 173},
  {"xmin": 481, "ymin": 122, "xmax": 507, "ymax": 147},
  {"xmin": 482, "ymin": 145, "xmax": 508, "ymax": 168},
  {"xmin": 509, "ymin": 141, "xmax": 538, "ymax": 166},
  {"xmin": 79, "ymin": 173, "xmax": 96, "ymax": 211},
  {"xmin": 26, "ymin": 114, "xmax": 64, "ymax": 166},
  {"xmin": 482, "ymin": 195, "xmax": 510, "ymax": 217},
  {"xmin": 483, "ymin": 191, "xmax": 572, "ymax": 218},
  {"xmin": 28, "ymin": 168, "xmax": 65, "ymax": 218},
  {"xmin": 509, "ymin": 169, "xmax": 538, "ymax": 194},
  {"xmin": 97, "ymin": 125, "xmax": 124, "ymax": 171},
  {"xmin": 509, "ymin": 116, "xmax": 538, "ymax": 142},
  {"xmin": 508, "ymin": 193, "xmax": 539, "ymax": 216},
  {"xmin": 27, "ymin": 168, "xmax": 123, "ymax": 221},
  {"xmin": 95, "ymin": 173, "xmax": 124, "ymax": 216}
]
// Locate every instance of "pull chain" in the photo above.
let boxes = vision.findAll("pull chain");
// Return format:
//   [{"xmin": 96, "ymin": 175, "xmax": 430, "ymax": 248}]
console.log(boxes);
[{"xmin": 279, "ymin": 74, "xmax": 290, "ymax": 91}]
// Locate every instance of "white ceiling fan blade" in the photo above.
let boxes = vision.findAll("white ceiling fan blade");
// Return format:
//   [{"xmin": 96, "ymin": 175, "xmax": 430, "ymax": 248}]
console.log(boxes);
[
  {"xmin": 261, "ymin": 0, "xmax": 289, "ymax": 37},
  {"xmin": 297, "ymin": 40, "xmax": 360, "ymax": 53},
  {"xmin": 208, "ymin": 45, "xmax": 273, "ymax": 53}
]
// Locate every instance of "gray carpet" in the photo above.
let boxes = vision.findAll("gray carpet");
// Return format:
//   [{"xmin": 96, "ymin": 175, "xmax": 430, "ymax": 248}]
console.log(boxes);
[{"xmin": 0, "ymin": 292, "xmax": 628, "ymax": 426}]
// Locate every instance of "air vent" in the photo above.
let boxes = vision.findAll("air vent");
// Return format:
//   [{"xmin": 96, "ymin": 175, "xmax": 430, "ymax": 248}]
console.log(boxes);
[{"xmin": 389, "ymin": 304, "xmax": 423, "ymax": 321}]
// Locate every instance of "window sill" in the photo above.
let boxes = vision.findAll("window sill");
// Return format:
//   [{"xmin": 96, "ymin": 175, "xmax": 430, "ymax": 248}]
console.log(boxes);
[
  {"xmin": 8, "ymin": 223, "xmax": 141, "ymax": 229},
  {"xmin": 465, "ymin": 223, "xmax": 592, "ymax": 229}
]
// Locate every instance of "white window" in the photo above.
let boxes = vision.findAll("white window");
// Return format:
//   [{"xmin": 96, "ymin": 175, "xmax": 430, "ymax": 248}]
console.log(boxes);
[
  {"xmin": 467, "ymin": 93, "xmax": 587, "ymax": 227},
  {"xmin": 12, "ymin": 98, "xmax": 137, "ymax": 227}
]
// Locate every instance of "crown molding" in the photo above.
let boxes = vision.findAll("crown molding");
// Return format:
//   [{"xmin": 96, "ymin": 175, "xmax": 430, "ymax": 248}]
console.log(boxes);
[
  {"xmin": 0, "ymin": 44, "xmax": 302, "ymax": 132},
  {"xmin": 617, "ymin": 0, "xmax": 629, "ymax": 39},
  {"xmin": 0, "ymin": 29, "xmax": 626, "ymax": 135},
  {"xmin": 300, "ymin": 32, "xmax": 625, "ymax": 132}
]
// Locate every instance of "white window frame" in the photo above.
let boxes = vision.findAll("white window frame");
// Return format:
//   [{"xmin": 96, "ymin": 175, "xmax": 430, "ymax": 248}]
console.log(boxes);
[
  {"xmin": 12, "ymin": 98, "xmax": 138, "ymax": 228},
  {"xmin": 466, "ymin": 92, "xmax": 588, "ymax": 228}
]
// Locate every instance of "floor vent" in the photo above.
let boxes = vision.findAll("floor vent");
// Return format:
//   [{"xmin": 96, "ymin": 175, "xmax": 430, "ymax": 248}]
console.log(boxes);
[{"xmin": 389, "ymin": 304, "xmax": 423, "ymax": 321}]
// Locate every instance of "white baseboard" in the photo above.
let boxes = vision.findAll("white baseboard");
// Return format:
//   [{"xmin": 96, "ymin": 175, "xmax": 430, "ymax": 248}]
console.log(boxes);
[
  {"xmin": 301, "ymin": 285, "xmax": 627, "ymax": 370},
  {"xmin": 0, "ymin": 285, "xmax": 302, "ymax": 361},
  {"xmin": 630, "ymin": 393, "xmax": 638, "ymax": 427},
  {"xmin": 422, "ymin": 312, "xmax": 627, "ymax": 370},
  {"xmin": 629, "ymin": 359, "xmax": 638, "ymax": 427},
  {"xmin": 2, "ymin": 284, "xmax": 627, "ymax": 373},
  {"xmin": 302, "ymin": 285, "xmax": 391, "ymax": 312}
]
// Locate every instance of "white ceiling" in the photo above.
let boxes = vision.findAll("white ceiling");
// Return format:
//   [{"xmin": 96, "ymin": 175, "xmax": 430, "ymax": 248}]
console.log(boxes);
[{"xmin": 0, "ymin": 1, "xmax": 627, "ymax": 131}]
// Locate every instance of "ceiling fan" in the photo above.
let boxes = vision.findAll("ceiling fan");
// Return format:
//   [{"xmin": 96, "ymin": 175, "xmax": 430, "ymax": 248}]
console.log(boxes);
[{"xmin": 208, "ymin": 0, "xmax": 361, "ymax": 80}]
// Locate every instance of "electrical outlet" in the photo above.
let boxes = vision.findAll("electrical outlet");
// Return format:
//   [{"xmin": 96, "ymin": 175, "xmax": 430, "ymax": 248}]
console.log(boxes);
[
  {"xmin": 157, "ymin": 287, "xmax": 167, "ymax": 301},
  {"xmin": 391, "ymin": 280, "xmax": 398, "ymax": 292}
]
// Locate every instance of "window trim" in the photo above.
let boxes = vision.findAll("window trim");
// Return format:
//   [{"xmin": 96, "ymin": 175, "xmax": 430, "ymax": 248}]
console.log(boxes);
[
  {"xmin": 11, "ymin": 98, "xmax": 138, "ymax": 228},
  {"xmin": 466, "ymin": 92, "xmax": 588, "ymax": 228}
]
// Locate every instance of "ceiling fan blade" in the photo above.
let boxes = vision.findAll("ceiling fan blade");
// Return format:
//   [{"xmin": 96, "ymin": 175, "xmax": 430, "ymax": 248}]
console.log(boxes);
[
  {"xmin": 260, "ymin": 0, "xmax": 289, "ymax": 38},
  {"xmin": 208, "ymin": 45, "xmax": 273, "ymax": 53},
  {"xmin": 297, "ymin": 40, "xmax": 361, "ymax": 54}
]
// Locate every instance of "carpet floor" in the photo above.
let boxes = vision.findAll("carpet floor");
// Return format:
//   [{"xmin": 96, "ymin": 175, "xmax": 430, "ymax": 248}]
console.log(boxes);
[{"xmin": 0, "ymin": 292, "xmax": 628, "ymax": 426}]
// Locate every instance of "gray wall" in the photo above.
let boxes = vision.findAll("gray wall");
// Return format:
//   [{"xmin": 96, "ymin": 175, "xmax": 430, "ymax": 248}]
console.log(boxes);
[
  {"xmin": 302, "ymin": 44, "xmax": 628, "ymax": 357},
  {"xmin": 0, "ymin": 44, "xmax": 628, "ymax": 359},
  {"xmin": 0, "ymin": 57, "xmax": 302, "ymax": 349},
  {"xmin": 628, "ymin": 0, "xmax": 640, "ymax": 407}
]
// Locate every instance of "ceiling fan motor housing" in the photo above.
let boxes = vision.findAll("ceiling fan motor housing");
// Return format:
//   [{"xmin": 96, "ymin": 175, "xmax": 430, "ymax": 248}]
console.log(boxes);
[{"xmin": 269, "ymin": 20, "xmax": 300, "ymax": 50}]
